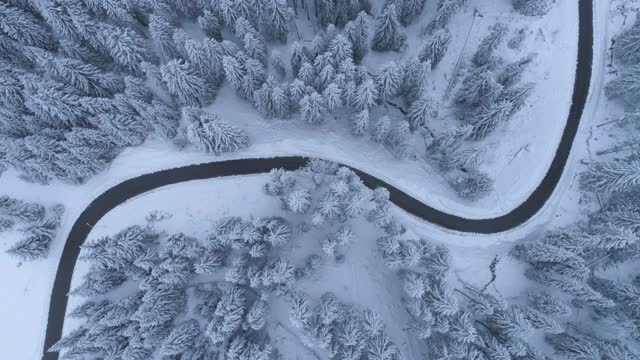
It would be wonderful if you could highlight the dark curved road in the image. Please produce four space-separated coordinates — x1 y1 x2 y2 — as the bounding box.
41 0 593 358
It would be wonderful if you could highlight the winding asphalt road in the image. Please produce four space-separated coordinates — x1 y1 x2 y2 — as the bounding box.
41 1 593 358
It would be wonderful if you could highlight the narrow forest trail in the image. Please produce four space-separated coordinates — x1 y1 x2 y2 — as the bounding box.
41 0 594 358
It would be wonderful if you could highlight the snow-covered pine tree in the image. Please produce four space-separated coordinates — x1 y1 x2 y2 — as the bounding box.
246 299 269 330
161 319 201 357
287 189 311 213
408 94 439 130
289 78 310 105
149 14 179 61
374 62 402 103
141 99 180 140
469 100 513 140
225 254 249 284
223 55 247 95
613 21 640 65
545 333 602 359
425 0 467 34
97 24 147 74
353 79 379 111
6 227 54 260
310 24 337 57
300 91 326 124
93 111 148 147
186 112 249 154
0 196 45 223
198 10 223 40
161 59 211 106
419 29 452 68
352 109 370 136
20 74 95 128
527 291 571 316
243 32 267 64
440 148 486 170
345 11 369 62
500 82 534 116
289 293 312 328
72 266 127 296
472 23 509 67
400 0 427 25
450 171 493 200
580 160 640 194
372 115 391 143
401 58 430 104
241 58 267 100
455 68 504 107
262 0 291 43
605 65 640 99
254 77 277 118
513 0 552 17
235 16 259 40
371 4 406 52
26 47 123 97
318 64 336 91
185 38 225 86
323 82 343 111
0 2 54 49
290 42 308 77
271 83 291 119
498 54 534 87
206 285 247 344
270 51 287 79
328 34 353 67
219 0 243 26
299 61 316 88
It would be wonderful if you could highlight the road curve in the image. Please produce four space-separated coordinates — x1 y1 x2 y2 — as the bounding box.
42 1 593 358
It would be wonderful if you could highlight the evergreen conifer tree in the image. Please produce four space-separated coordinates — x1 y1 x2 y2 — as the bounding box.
353 79 379 111
300 91 326 125
400 0 427 25
371 4 406 52
0 2 54 49
345 12 369 62
374 62 402 103
161 59 211 106
149 14 179 61
472 23 509 67
263 0 291 43
613 21 640 64
408 94 438 130
161 320 201 356
419 29 452 68
186 112 249 154
352 109 370 136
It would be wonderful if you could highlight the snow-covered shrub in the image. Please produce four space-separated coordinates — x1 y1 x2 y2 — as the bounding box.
513 0 552 17
450 171 493 200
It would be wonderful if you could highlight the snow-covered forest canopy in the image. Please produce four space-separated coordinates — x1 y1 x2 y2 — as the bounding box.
0 0 556 203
